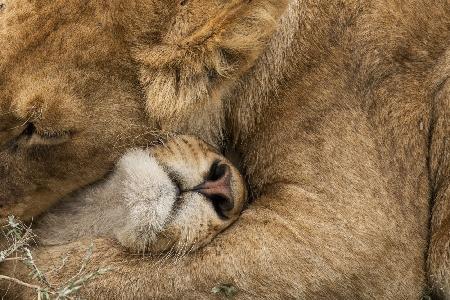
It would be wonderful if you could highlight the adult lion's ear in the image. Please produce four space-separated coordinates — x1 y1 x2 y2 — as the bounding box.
132 0 289 126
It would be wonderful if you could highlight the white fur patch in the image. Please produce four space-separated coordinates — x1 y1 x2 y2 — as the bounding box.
113 150 178 249
36 149 178 250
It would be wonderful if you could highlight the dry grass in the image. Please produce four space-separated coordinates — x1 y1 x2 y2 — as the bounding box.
0 216 110 300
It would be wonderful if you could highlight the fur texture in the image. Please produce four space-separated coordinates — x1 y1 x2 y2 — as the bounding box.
0 0 449 299
36 136 246 254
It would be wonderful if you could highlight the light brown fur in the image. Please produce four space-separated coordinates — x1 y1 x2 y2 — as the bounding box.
34 135 247 254
0 0 449 299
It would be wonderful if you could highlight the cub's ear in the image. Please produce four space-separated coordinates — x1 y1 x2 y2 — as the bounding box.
132 0 289 126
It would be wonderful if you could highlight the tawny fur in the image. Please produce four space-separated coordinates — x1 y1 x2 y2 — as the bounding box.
0 0 449 299
35 136 246 254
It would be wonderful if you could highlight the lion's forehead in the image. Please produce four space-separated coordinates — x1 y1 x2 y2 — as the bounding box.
0 0 125 73
0 0 139 120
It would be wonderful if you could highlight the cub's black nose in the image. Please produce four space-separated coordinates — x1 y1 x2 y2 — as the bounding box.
193 161 234 219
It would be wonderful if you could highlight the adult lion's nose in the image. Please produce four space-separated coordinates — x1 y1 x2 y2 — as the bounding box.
193 161 234 219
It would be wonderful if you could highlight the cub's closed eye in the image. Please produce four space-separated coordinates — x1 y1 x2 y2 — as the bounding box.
21 123 71 146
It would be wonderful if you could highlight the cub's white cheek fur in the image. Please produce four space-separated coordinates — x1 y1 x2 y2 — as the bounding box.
113 149 178 251
35 149 178 248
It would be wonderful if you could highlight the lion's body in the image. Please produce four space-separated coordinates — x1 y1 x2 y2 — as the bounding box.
0 0 449 299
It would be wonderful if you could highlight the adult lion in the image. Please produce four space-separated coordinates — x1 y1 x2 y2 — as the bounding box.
0 0 449 299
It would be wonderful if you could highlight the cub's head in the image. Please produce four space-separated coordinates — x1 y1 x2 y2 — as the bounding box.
114 136 247 253
0 0 287 222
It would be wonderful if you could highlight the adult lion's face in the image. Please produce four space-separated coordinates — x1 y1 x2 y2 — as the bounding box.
0 0 288 222
0 1 163 222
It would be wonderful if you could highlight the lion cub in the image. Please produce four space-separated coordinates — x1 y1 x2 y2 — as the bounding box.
35 136 247 254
